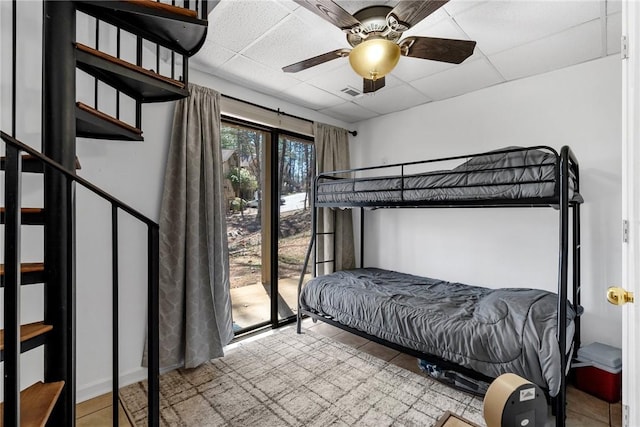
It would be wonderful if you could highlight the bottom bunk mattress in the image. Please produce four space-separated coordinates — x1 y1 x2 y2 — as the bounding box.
299 268 575 396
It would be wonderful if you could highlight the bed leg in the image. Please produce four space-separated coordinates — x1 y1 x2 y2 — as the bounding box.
296 313 302 334
550 394 567 426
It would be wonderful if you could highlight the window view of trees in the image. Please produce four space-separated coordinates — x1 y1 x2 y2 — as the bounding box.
278 137 313 212
222 122 314 297
222 124 263 214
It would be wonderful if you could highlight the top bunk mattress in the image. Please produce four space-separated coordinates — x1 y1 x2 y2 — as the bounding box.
316 146 582 207
300 268 575 396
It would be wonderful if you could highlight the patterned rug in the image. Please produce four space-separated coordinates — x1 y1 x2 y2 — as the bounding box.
120 327 486 426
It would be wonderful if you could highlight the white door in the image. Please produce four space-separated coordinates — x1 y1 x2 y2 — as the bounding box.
621 2 639 426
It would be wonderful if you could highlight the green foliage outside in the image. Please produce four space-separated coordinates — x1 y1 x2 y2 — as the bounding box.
227 167 257 200
229 197 247 212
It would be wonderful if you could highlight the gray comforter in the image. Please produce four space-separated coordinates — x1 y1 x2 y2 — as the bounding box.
317 147 581 205
300 268 575 396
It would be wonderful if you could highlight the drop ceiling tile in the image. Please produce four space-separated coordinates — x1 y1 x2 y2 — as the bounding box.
243 14 349 71
454 1 601 55
607 13 622 55
402 9 453 37
191 41 237 71
411 58 503 101
336 0 397 15
217 55 303 95
286 56 349 82
319 102 380 123
442 1 487 17
489 19 602 81
607 0 622 15
207 1 290 52
291 1 345 29
353 82 431 115
306 63 403 100
393 17 479 82
278 0 301 11
305 64 364 99
391 56 458 83
277 83 347 110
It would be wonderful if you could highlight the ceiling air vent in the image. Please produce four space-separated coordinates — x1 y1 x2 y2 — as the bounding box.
341 86 361 97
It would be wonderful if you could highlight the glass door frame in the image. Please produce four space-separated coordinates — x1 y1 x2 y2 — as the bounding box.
271 129 315 328
222 116 314 334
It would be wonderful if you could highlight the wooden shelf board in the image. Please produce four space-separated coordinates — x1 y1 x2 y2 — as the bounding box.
75 1 208 56
0 381 65 427
0 207 45 225
0 262 45 276
0 262 45 287
0 155 82 173
124 0 198 18
76 43 188 103
76 102 144 141
0 322 53 351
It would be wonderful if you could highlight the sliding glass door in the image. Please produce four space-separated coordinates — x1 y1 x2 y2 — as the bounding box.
221 122 269 332
276 135 313 320
222 120 313 333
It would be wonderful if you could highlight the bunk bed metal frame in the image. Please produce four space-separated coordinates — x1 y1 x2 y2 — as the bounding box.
296 145 581 427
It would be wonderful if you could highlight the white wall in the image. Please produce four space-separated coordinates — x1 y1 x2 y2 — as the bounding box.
351 55 622 349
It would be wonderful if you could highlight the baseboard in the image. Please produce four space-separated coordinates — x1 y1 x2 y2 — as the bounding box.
76 367 148 403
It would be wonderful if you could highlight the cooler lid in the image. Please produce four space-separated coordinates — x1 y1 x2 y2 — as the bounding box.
577 342 622 370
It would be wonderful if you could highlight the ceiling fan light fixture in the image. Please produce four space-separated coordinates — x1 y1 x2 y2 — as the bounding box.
349 38 400 81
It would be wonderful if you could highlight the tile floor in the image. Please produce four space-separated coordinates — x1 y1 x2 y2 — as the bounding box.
76 392 133 426
77 319 623 427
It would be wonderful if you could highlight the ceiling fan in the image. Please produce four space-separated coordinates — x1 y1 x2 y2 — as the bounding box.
282 0 477 93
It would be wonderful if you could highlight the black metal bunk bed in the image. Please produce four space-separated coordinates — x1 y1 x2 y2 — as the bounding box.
296 145 582 426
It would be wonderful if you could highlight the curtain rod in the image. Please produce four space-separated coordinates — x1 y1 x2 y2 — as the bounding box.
220 94 357 136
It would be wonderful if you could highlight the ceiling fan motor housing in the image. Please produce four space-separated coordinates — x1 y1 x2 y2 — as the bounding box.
346 6 402 47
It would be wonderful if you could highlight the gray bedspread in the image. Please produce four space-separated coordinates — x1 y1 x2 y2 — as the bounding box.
317 147 581 205
300 268 575 396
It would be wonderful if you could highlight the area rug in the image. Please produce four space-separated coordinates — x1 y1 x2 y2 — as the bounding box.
434 410 482 427
120 327 486 426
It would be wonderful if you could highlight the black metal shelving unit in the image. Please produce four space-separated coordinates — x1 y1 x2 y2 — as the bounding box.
2 1 209 425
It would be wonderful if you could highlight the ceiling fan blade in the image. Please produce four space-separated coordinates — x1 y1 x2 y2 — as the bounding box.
282 49 351 73
400 36 476 64
388 0 449 30
363 77 385 94
294 0 361 31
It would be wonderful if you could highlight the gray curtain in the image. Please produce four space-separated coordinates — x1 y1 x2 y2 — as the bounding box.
157 84 234 369
314 122 356 273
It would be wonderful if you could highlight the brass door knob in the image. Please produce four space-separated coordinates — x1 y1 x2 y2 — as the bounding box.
607 286 635 306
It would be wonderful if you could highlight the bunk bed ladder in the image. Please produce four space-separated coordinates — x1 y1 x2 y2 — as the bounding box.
313 208 338 275
296 178 338 333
